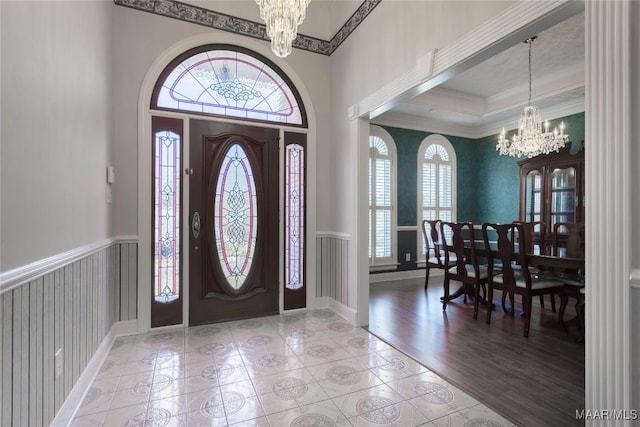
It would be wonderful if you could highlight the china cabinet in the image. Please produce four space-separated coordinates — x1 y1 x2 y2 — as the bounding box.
518 144 585 238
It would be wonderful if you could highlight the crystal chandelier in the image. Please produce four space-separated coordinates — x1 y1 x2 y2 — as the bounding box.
256 0 311 58
497 36 568 158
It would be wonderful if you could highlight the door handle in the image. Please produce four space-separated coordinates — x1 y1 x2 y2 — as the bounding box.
192 212 201 239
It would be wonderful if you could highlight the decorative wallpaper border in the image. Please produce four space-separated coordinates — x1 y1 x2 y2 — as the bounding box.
113 0 382 56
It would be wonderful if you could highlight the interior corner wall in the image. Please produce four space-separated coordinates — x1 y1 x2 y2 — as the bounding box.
112 5 333 236
327 1 513 235
0 1 114 271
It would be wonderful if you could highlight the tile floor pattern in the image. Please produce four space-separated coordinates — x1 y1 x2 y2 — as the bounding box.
70 310 515 427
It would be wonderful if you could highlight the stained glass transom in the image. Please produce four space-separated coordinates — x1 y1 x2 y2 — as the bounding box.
214 144 257 290
285 144 305 290
154 48 304 125
154 131 181 303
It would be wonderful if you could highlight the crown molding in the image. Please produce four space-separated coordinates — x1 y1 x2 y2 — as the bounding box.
113 0 381 56
373 95 585 141
372 112 480 140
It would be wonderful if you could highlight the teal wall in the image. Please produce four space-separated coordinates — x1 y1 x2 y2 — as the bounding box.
474 111 585 223
382 127 478 225
376 111 585 272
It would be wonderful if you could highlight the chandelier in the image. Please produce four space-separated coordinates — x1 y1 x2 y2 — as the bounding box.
497 36 568 158
256 0 311 58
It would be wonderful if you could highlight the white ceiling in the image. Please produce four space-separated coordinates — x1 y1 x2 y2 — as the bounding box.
181 2 585 139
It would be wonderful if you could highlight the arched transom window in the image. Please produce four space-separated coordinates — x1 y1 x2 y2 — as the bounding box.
152 45 307 127
417 135 457 261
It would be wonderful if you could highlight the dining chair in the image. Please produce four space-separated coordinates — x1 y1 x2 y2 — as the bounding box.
513 220 555 312
482 222 565 337
422 219 456 290
440 221 488 319
553 222 585 259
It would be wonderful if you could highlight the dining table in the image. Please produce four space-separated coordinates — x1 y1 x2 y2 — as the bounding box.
528 254 585 336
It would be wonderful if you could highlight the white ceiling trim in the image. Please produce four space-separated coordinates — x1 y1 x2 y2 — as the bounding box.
371 112 480 140
372 95 584 141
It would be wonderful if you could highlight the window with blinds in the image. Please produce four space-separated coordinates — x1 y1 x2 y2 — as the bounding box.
368 126 397 268
417 135 456 261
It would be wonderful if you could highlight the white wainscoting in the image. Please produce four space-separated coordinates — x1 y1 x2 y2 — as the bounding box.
0 238 138 427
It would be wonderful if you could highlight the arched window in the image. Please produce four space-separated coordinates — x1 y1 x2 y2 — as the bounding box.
152 44 307 127
417 135 457 262
369 126 397 269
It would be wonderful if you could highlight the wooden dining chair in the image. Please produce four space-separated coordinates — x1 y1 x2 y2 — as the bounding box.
482 222 565 337
422 219 456 290
440 221 488 319
513 220 555 311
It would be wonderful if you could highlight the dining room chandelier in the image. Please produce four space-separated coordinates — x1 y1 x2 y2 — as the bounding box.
496 36 568 158
256 0 310 58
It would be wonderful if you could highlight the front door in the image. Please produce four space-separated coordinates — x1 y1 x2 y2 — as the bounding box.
189 120 279 325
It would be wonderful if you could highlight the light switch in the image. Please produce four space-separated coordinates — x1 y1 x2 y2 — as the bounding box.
106 166 115 184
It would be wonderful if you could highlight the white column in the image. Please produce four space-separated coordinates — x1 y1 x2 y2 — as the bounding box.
585 1 633 423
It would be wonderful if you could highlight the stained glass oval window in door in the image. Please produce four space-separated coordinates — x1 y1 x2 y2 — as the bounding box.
214 144 257 290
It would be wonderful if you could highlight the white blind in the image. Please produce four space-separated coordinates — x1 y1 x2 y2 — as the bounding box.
369 135 393 263
420 143 454 256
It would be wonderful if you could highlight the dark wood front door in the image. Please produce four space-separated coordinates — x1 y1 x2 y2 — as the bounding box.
189 120 279 325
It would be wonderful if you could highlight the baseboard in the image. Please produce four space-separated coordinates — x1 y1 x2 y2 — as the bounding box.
51 320 138 427
369 269 438 283
315 296 357 324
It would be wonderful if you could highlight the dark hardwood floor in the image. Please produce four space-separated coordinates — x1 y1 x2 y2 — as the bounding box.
367 276 585 427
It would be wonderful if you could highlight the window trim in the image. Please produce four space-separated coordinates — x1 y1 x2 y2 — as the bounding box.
368 125 397 268
416 134 457 262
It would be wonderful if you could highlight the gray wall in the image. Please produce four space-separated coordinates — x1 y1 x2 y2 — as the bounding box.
0 1 114 271
0 242 137 427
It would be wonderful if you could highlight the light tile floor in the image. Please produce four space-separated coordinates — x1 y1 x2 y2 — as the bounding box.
70 310 515 427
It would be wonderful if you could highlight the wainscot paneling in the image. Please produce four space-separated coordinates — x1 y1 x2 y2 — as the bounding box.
316 233 350 305
632 271 640 408
0 239 137 426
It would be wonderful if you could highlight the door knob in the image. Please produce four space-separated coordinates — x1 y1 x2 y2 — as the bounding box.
192 212 201 239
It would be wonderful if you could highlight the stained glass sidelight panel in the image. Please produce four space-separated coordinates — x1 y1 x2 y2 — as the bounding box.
285 144 305 290
214 144 257 290
154 131 181 303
